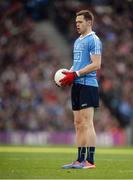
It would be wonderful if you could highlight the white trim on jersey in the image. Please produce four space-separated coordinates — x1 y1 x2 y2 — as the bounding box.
92 33 101 54
79 31 95 40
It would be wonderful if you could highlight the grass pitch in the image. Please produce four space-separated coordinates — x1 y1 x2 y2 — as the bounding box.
0 146 133 179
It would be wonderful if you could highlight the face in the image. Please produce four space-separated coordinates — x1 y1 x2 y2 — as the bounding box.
76 15 91 35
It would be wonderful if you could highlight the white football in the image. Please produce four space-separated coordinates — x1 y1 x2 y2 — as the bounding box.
54 68 68 87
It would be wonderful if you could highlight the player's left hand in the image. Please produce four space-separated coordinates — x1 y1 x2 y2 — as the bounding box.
59 71 78 86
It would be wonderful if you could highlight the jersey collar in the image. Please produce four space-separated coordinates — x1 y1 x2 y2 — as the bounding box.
79 31 95 40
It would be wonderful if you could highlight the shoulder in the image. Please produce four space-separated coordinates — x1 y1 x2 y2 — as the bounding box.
93 33 101 43
89 33 102 47
74 38 80 44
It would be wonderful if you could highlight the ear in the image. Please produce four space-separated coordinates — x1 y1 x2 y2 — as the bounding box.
88 20 91 26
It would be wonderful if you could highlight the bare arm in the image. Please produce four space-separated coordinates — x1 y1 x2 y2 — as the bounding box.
77 54 101 76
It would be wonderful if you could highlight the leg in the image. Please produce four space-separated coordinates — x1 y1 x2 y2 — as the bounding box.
73 107 96 147
62 84 98 169
73 107 96 168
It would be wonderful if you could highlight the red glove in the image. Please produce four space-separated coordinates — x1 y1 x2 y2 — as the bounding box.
59 71 78 86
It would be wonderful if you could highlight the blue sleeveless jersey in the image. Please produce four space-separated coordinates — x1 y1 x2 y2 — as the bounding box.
73 31 102 87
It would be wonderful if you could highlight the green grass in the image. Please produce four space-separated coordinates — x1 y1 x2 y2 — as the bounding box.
0 146 133 179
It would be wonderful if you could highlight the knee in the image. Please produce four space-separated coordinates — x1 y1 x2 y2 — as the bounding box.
75 115 93 129
74 117 81 127
80 111 93 127
74 116 88 129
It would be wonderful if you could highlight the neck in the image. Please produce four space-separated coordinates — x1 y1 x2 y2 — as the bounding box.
81 29 92 37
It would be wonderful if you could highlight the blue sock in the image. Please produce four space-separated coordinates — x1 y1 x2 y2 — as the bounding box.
77 147 86 162
86 147 95 164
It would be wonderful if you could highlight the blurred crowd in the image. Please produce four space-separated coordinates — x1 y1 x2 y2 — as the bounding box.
0 0 133 134
0 0 73 132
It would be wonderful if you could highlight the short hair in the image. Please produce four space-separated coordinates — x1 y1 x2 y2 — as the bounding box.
76 10 94 25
